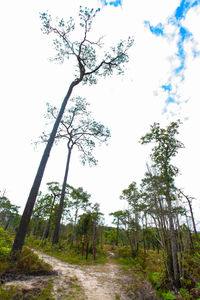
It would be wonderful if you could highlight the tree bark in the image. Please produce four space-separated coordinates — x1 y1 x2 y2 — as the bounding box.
184 209 194 251
52 146 72 245
180 191 199 242
165 173 180 289
43 196 56 240
168 212 180 289
11 79 80 255
116 218 119 246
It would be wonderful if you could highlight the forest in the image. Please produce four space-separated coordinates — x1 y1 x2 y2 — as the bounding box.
0 5 200 300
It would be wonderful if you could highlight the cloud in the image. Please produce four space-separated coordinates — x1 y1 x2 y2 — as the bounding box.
166 96 175 104
174 0 200 20
144 21 164 36
100 0 122 7
145 0 200 114
161 84 172 92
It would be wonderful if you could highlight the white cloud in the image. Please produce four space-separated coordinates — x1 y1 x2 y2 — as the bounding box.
0 0 200 225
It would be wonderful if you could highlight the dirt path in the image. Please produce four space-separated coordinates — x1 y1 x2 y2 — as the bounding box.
5 250 158 299
35 250 130 299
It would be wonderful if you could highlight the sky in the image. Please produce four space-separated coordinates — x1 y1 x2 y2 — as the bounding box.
0 0 200 226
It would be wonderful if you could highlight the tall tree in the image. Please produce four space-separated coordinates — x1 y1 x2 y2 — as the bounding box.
0 196 19 231
42 182 62 240
178 190 199 243
140 120 184 289
39 97 110 244
109 210 124 246
120 182 141 256
68 186 91 245
11 7 133 254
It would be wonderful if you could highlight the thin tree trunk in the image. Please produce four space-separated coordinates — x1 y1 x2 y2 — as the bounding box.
43 196 56 240
85 238 89 260
180 191 199 242
43 217 51 240
166 177 180 289
92 218 97 260
116 219 119 246
72 209 78 246
52 146 72 245
4 218 10 230
11 80 80 255
184 209 194 251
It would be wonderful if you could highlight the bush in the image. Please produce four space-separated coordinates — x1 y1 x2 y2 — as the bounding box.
160 291 176 300
14 246 52 274
118 246 132 258
0 226 13 261
0 226 52 278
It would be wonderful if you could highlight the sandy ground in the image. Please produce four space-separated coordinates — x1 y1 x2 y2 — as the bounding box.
5 250 158 299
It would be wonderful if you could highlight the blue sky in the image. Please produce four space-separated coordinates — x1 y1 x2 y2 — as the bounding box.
99 0 200 116
0 0 200 224
100 0 122 7
145 0 200 113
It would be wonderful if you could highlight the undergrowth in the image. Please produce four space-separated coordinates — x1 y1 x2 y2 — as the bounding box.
0 226 52 278
26 236 107 265
114 246 200 300
0 280 54 300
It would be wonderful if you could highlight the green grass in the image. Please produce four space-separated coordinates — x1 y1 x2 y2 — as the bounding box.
27 236 107 265
0 280 54 299
0 226 52 278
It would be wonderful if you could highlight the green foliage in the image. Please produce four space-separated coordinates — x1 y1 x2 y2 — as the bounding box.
147 272 164 290
118 246 132 258
0 280 54 300
0 226 13 260
179 288 193 299
160 291 176 300
27 236 106 265
105 229 117 245
39 7 133 84
14 246 52 273
41 98 111 167
0 195 20 231
0 226 52 277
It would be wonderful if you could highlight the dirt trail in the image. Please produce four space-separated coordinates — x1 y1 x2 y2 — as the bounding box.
5 250 158 299
35 250 129 299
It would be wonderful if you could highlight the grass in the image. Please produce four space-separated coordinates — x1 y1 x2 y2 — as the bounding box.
0 280 54 299
0 227 53 278
113 246 200 300
0 226 55 299
26 236 107 265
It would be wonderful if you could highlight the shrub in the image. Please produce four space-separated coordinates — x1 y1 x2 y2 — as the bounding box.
118 246 132 258
161 291 176 300
0 226 13 261
14 246 52 273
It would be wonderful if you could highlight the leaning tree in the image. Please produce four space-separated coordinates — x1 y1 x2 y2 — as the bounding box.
38 97 110 244
11 7 133 254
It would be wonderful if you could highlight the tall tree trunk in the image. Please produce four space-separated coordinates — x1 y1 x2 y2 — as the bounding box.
72 209 78 246
166 178 180 289
4 218 10 230
43 196 56 240
92 218 97 260
43 217 51 240
184 209 194 251
52 146 72 245
180 191 199 242
168 212 180 289
11 80 80 255
116 219 119 246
